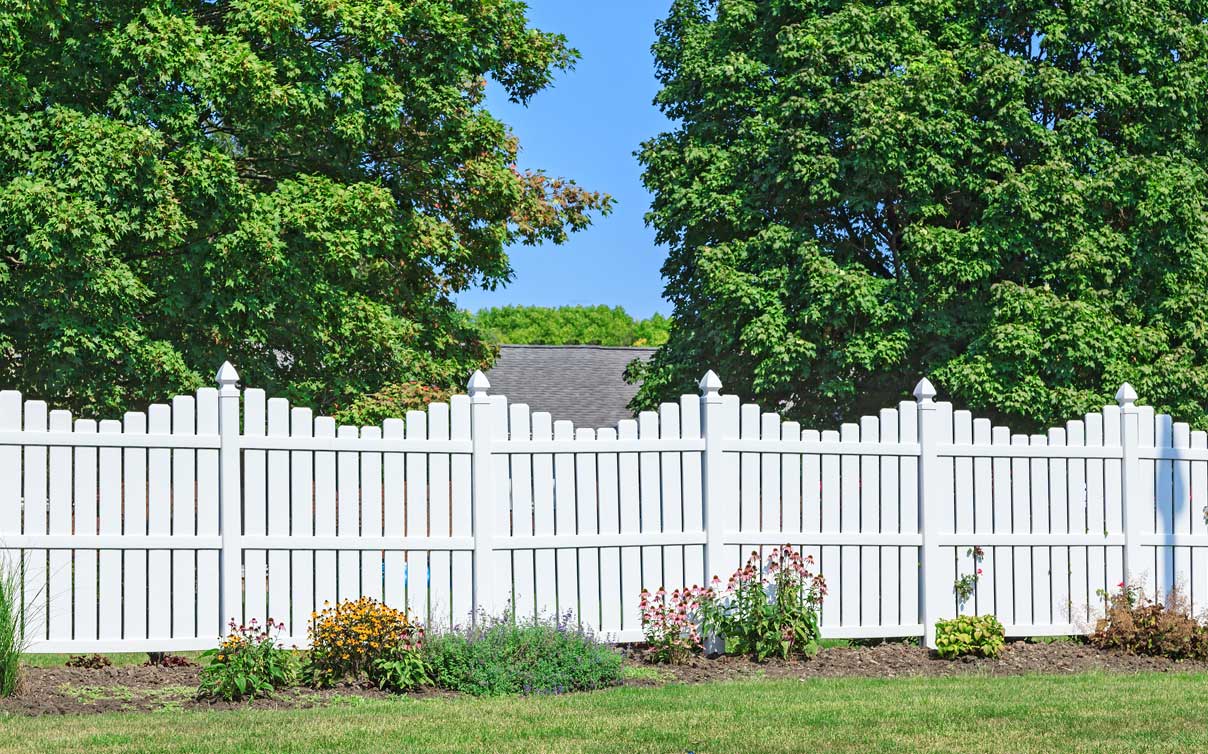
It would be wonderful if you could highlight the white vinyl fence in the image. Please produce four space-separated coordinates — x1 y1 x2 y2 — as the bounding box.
0 364 1202 651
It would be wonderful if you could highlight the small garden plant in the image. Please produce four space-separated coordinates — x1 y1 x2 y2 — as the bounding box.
198 618 297 701
65 654 112 669
698 546 827 661
953 546 986 611
638 586 709 664
1090 583 1208 660
307 597 429 691
934 614 1005 659
423 610 622 696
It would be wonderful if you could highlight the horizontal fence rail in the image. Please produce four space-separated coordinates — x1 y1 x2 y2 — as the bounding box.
0 367 1199 650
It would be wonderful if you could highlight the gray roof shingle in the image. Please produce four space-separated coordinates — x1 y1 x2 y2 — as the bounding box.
483 345 655 430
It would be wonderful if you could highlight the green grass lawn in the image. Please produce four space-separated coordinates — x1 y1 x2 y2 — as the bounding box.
1 671 1207 753
18 652 205 668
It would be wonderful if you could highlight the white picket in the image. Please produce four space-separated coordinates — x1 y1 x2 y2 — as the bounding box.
267 399 291 628
290 407 315 639
23 401 49 642
449 395 473 625
98 419 122 641
382 417 406 617
532 411 558 621
196 389 220 639
74 419 99 641
428 402 453 628
313 416 338 615
47 409 72 642
146 404 172 639
403 413 427 618
508 404 535 621
573 427 599 627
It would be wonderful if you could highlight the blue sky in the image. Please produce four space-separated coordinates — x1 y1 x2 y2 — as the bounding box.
453 0 673 319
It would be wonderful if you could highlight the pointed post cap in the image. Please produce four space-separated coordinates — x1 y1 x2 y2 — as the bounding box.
215 361 240 389
698 370 722 398
467 370 490 399
913 377 937 404
1115 382 1138 407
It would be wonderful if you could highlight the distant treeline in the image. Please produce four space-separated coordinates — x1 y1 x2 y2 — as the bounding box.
472 305 670 347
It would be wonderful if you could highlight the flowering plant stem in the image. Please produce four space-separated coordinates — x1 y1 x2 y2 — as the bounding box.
698 547 827 661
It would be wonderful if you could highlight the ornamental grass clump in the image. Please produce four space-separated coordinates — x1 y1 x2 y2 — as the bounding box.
307 597 429 691
0 563 27 696
198 618 297 701
699 546 827 661
638 586 710 663
423 610 622 696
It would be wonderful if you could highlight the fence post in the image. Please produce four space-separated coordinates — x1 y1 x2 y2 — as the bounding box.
468 370 497 621
216 361 242 636
1117 383 1144 586
914 378 944 649
699 370 726 653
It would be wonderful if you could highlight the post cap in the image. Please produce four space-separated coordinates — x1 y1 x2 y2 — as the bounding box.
1115 382 1138 407
698 370 722 397
215 361 240 387
467 370 490 396
913 377 937 403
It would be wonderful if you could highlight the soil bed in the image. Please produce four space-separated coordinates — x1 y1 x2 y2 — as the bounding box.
4 642 1207 716
624 641 1208 685
0 664 448 716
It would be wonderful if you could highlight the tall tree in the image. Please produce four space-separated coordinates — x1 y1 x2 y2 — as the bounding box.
0 0 609 415
634 0 1208 430
473 305 670 346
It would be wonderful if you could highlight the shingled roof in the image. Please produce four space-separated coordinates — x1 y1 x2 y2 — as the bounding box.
483 345 656 430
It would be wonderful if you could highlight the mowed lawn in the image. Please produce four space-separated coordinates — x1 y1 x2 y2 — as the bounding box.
2 671 1207 754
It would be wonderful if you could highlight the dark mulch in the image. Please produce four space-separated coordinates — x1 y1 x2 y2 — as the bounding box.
622 641 1208 685
6 642 1208 716
0 664 449 717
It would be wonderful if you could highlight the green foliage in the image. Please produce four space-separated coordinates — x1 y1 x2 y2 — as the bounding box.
934 615 1006 660
0 561 25 696
1091 585 1208 660
423 611 622 696
473 306 670 347
0 1 610 417
370 645 433 693
698 547 826 661
307 597 426 689
332 383 455 428
636 0 1208 431
199 620 297 701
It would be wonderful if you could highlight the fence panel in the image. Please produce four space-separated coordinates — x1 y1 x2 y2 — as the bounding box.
4 366 1206 651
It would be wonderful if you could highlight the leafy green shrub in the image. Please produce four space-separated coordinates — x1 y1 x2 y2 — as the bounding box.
698 547 827 661
332 383 453 428
0 562 27 696
306 597 428 690
1090 584 1208 660
424 611 622 696
198 619 297 701
934 615 1006 660
369 643 433 692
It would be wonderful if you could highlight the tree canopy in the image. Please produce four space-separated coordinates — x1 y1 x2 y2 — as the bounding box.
472 305 670 346
634 0 1208 430
0 1 609 416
